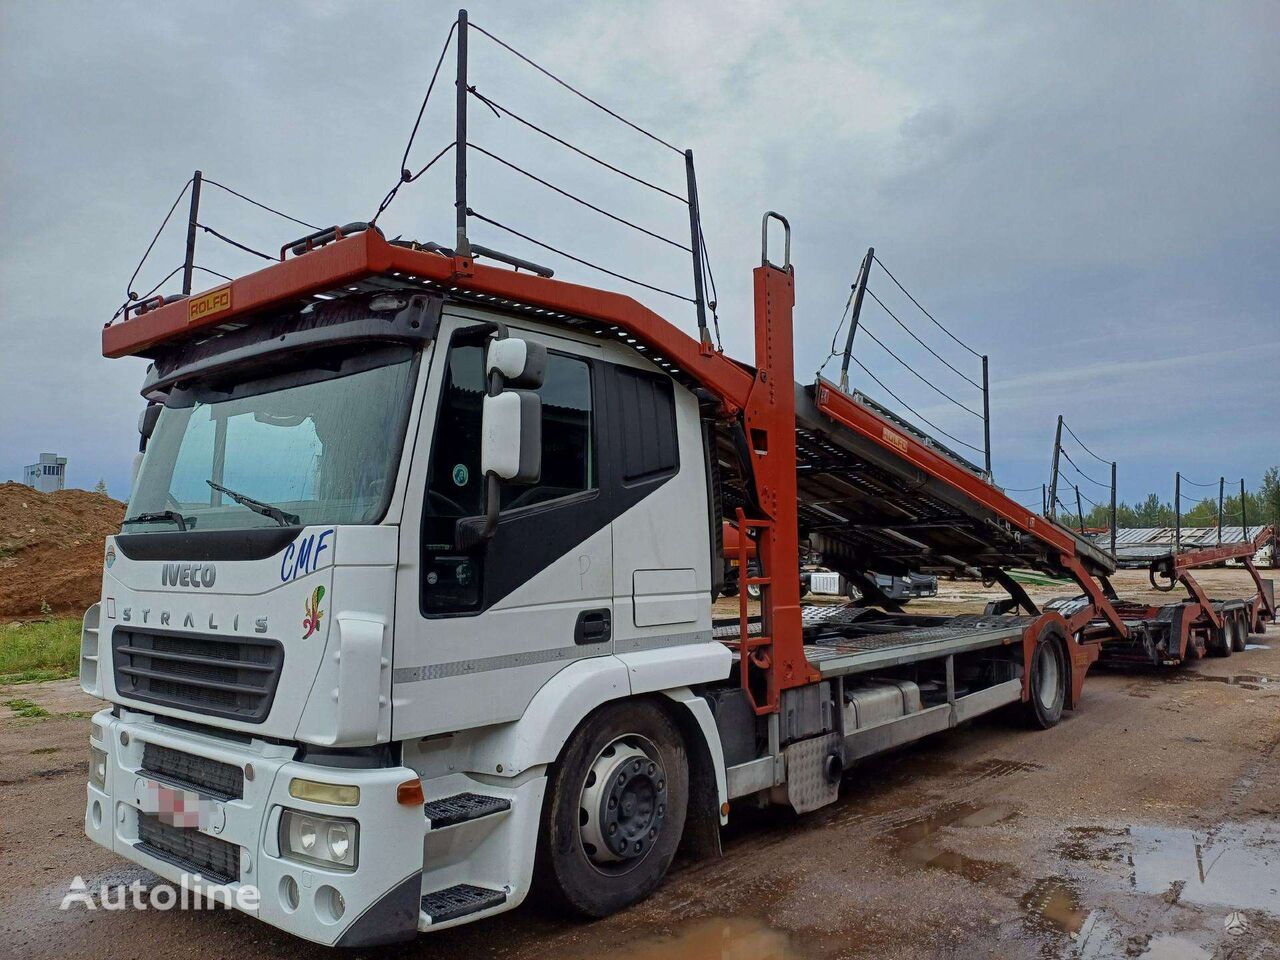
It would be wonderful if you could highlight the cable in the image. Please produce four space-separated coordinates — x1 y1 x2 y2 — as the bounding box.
468 144 689 251
1059 447 1111 488
846 355 985 456
1059 419 1111 465
698 221 721 351
196 224 275 261
864 287 983 390
857 324 984 419
469 21 683 155
126 178 193 298
202 178 319 230
111 264 185 320
371 19 458 223
192 265 234 281
1178 475 1221 488
468 209 696 303
872 255 981 358
468 87 686 203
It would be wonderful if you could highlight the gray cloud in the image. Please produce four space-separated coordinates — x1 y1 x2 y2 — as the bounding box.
2 0 1275 505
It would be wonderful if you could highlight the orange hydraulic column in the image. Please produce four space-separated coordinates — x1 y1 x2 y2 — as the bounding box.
742 262 817 707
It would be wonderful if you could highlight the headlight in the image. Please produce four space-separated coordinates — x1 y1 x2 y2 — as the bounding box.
89 745 108 789
279 809 358 871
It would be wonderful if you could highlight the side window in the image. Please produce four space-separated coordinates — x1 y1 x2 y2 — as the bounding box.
422 339 595 606
614 366 678 482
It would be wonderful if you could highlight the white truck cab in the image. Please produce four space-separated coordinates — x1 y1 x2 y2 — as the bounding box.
83 291 731 945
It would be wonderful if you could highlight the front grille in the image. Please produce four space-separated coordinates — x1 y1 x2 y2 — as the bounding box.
141 743 244 801
113 629 283 723
137 813 241 884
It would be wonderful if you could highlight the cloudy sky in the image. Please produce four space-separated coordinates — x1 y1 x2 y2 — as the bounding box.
1 1 1276 512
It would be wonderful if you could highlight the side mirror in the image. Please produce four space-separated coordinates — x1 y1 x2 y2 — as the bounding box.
481 391 542 482
455 336 545 551
138 403 162 452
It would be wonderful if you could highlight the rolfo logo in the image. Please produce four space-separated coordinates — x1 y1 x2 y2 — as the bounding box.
60 875 260 912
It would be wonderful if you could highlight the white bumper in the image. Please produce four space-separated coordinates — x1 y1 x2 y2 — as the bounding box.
84 708 426 947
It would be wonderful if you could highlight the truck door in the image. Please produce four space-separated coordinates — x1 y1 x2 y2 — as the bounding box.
392 314 612 737
604 358 713 656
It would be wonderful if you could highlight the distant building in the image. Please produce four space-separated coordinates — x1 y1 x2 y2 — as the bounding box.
23 453 67 493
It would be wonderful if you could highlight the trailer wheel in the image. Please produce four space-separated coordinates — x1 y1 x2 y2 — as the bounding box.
1230 611 1249 653
1024 626 1067 729
534 700 688 918
1208 618 1232 658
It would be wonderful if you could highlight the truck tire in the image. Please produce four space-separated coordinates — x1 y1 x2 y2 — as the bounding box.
1023 625 1067 729
1230 611 1248 653
534 699 688 918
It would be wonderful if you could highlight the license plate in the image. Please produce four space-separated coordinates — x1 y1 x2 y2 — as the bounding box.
139 780 214 829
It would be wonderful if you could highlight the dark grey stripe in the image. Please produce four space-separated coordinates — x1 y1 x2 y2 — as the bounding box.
392 629 713 684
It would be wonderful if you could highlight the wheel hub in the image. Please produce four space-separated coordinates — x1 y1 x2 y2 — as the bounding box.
579 738 667 865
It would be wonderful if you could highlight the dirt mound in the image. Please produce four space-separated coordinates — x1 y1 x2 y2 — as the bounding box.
0 483 125 619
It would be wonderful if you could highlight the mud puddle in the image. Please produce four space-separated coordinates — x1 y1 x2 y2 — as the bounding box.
884 801 1018 882
562 916 806 960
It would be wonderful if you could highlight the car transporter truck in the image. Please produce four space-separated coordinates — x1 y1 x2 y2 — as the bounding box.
79 11 1275 947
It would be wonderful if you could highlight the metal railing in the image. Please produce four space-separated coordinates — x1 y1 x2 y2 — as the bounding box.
828 247 993 476
1046 415 1117 558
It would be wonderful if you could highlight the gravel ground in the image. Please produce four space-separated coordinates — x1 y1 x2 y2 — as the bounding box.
2 569 1276 959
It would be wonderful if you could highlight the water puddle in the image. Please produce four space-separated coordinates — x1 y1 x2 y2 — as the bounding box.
1021 876 1091 938
1129 822 1280 914
884 801 1017 881
1136 935 1212 960
577 917 806 960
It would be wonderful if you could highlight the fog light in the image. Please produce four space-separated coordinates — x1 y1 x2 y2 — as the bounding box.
89 745 107 789
280 809 358 871
289 778 359 806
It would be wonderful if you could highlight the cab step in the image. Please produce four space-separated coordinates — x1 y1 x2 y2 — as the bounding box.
424 792 511 829
421 884 507 924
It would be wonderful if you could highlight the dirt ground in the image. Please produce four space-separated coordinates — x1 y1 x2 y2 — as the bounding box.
0 483 124 619
1 569 1277 960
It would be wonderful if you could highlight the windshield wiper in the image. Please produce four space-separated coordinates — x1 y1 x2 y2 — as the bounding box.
207 479 300 527
122 510 190 532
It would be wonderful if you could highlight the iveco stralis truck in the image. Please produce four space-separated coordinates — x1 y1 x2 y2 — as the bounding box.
81 221 1158 946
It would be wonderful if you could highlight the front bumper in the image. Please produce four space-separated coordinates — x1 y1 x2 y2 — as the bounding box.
84 708 424 947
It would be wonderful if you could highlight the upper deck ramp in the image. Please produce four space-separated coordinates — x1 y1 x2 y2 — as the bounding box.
789 379 1116 580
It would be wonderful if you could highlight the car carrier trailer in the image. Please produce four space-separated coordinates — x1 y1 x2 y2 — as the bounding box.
80 13 1274 948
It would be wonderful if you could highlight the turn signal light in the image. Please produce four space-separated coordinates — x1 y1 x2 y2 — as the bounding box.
396 778 424 806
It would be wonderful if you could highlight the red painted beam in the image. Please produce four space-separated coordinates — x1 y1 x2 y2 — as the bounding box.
103 230 757 411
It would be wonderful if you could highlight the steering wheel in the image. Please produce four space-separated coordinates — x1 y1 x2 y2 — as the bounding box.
428 489 467 515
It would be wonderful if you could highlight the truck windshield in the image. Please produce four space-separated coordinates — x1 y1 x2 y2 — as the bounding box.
124 349 418 533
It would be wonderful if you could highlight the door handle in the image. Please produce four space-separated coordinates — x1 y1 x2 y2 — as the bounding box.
575 608 612 645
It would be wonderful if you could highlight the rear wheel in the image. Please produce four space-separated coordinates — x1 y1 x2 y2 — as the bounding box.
1230 611 1249 653
535 700 688 917
1023 625 1067 729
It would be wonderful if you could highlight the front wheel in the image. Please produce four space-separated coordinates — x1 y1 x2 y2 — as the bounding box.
1023 625 1067 729
534 700 688 917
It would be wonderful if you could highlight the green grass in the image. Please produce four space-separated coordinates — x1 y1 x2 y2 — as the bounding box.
5 698 51 719
0 618 81 684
